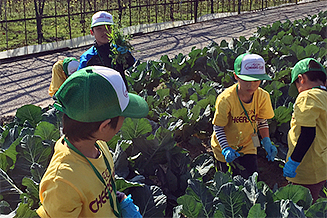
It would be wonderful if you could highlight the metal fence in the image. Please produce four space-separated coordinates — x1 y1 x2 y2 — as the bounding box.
0 0 296 51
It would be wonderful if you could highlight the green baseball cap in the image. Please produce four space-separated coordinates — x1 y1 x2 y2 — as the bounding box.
234 53 271 81
62 57 79 76
54 66 149 122
289 58 327 98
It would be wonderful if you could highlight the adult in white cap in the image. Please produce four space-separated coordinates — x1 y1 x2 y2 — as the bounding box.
48 57 79 97
211 53 276 179
37 66 148 217
77 11 135 88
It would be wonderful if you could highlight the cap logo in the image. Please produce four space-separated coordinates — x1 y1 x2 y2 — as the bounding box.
244 62 264 71
94 13 112 21
122 82 128 98
91 11 114 27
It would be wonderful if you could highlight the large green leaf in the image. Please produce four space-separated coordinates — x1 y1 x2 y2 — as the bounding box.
307 34 323 43
304 44 319 57
19 135 52 166
10 202 38 218
247 203 266 218
274 184 312 210
0 125 22 150
11 135 52 186
280 34 294 45
273 105 292 126
121 118 152 140
115 177 143 192
186 179 215 217
15 105 42 128
22 177 39 203
305 201 327 218
131 127 176 175
0 137 20 171
127 185 167 218
177 195 202 218
34 122 60 141
208 171 232 194
290 44 305 60
218 182 246 217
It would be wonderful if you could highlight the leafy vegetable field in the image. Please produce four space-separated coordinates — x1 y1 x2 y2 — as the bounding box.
1 10 327 218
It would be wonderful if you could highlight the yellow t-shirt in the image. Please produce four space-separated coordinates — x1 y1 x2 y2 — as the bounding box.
287 88 327 184
48 60 68 97
37 136 118 218
211 83 274 162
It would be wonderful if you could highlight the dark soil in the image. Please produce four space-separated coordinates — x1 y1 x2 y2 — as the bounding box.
257 148 289 189
0 115 15 127
178 138 288 190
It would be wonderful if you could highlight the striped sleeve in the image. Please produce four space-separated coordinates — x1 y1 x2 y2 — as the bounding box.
257 118 268 130
213 125 229 149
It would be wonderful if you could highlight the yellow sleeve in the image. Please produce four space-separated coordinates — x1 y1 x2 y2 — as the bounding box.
48 60 67 97
293 92 319 127
37 178 82 218
257 88 274 120
212 94 231 127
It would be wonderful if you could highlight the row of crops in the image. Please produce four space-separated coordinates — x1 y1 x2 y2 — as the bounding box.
1 9 327 218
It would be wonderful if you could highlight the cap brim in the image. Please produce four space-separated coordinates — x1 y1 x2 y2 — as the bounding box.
53 101 65 113
54 92 149 120
91 22 114 28
121 93 149 118
288 83 298 98
237 74 272 81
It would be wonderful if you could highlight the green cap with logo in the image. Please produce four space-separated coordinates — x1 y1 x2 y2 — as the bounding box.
234 53 271 81
289 58 327 98
54 66 149 122
62 57 79 77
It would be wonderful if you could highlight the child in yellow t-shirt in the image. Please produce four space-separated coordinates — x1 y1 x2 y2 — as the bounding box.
48 57 79 97
211 53 276 179
283 58 327 203
38 66 148 217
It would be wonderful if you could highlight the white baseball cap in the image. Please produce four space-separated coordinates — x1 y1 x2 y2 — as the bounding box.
91 11 114 28
234 53 271 81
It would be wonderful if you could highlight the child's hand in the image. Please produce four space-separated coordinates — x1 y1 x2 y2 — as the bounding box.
120 194 142 218
261 137 277 161
283 157 300 178
222 147 240 163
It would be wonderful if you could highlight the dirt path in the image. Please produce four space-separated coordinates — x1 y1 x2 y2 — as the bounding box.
1 0 327 118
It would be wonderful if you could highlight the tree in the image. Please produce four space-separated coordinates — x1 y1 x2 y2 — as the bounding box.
34 0 45 44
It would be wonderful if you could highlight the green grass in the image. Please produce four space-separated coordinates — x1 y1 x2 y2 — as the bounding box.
0 0 292 51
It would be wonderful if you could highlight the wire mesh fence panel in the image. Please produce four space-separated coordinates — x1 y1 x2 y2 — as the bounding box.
0 0 298 51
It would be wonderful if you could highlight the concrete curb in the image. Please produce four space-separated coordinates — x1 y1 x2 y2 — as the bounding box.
0 0 314 61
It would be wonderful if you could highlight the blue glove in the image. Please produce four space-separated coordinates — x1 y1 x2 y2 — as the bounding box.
120 194 142 218
261 137 277 161
222 147 240 163
283 157 300 178
117 46 128 54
